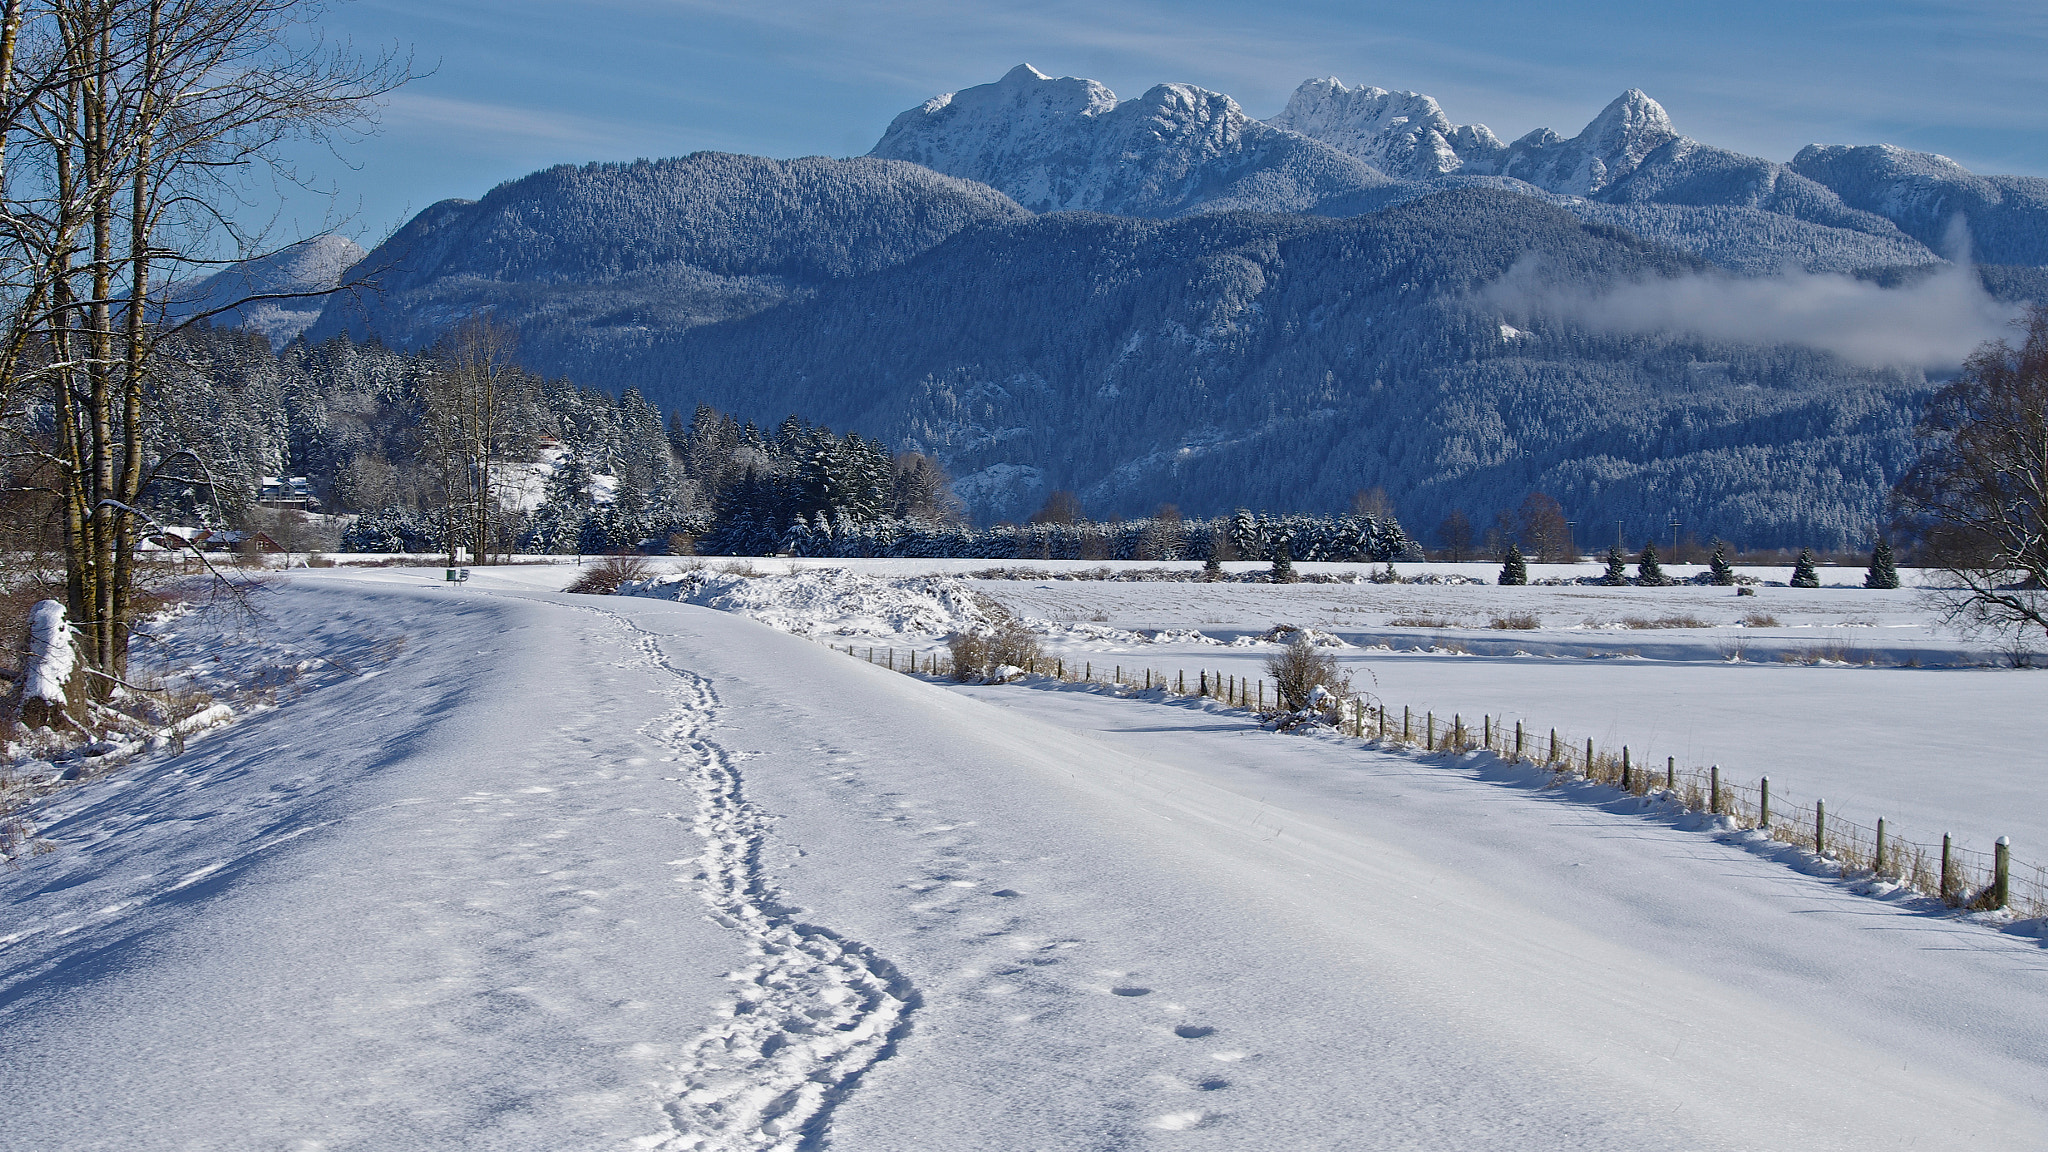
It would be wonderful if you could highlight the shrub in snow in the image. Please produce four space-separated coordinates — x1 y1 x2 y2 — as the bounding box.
1498 544 1527 586
1264 635 1351 714
1790 549 1821 588
1865 538 1900 589
1202 554 1223 581
947 618 1043 682
565 554 652 595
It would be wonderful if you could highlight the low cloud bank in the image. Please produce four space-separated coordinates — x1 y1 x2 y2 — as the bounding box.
1480 259 2021 370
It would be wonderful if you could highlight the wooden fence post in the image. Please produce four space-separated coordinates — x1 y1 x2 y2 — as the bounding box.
1666 756 1675 790
1484 715 1491 748
1549 728 1557 763
1815 798 1826 854
1710 765 1720 814
1875 817 1887 874
1403 706 1411 742
1994 837 2011 908
1621 746 1631 791
1515 721 1524 760
1378 705 1386 741
1585 738 1594 778
1760 777 1771 832
1427 712 1435 750
1941 833 1954 904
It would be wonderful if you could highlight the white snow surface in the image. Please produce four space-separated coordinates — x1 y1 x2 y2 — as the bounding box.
2 566 2044 1149
23 599 74 705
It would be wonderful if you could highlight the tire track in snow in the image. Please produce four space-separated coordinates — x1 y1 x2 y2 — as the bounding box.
605 621 917 1152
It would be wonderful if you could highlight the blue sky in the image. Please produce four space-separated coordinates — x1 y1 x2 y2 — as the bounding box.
273 0 2048 248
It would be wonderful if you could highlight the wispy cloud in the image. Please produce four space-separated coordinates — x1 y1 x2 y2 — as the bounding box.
381 93 649 150
1481 257 2022 371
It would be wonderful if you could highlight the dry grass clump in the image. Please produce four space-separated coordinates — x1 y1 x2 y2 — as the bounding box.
1388 614 1458 629
566 554 652 595
1741 611 1781 628
1622 614 1711 629
1777 642 1874 666
1489 613 1541 630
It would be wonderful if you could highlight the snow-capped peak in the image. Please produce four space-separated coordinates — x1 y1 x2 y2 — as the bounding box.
1265 78 1504 177
870 67 1378 217
1484 88 1682 196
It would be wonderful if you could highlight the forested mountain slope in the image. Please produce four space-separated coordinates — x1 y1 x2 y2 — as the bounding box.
302 153 1029 357
625 189 1941 548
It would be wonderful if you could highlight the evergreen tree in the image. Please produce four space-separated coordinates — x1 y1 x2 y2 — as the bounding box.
1636 543 1669 586
1229 508 1262 561
1270 539 1296 583
1790 548 1821 588
1498 543 1528 586
1707 539 1737 586
1864 538 1900 589
1202 553 1223 581
1599 544 1628 586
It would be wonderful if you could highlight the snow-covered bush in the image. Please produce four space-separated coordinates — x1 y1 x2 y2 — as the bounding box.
1264 635 1351 714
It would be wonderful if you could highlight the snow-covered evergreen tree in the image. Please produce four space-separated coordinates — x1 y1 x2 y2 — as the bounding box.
1499 544 1527 586
1707 539 1737 586
1636 543 1669 586
1864 538 1900 589
1599 544 1628 586
1790 548 1821 588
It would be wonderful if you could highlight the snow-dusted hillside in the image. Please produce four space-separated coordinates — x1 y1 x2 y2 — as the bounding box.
164 235 365 347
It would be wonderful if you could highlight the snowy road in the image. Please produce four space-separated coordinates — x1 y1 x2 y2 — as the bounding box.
3 571 2044 1149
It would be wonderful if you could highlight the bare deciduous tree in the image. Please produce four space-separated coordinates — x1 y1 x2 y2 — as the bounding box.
0 0 405 677
1892 304 2048 641
420 311 535 566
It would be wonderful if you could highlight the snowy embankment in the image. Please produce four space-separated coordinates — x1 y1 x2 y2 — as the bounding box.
3 567 2043 1149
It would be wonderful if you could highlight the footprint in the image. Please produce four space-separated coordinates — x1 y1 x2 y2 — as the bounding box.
990 889 1021 898
1111 986 1152 997
1173 1024 1215 1039
1196 1079 1229 1092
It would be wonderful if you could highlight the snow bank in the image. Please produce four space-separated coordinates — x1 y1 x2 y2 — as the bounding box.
23 600 75 707
628 568 998 638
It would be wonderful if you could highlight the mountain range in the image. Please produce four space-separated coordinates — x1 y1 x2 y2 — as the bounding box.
283 66 2048 547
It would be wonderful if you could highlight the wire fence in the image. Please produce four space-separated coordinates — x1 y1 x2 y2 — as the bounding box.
829 643 2044 920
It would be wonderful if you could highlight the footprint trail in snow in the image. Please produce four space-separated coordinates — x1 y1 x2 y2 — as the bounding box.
600 619 915 1151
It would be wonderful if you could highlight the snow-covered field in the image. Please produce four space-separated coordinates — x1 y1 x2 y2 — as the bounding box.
3 564 2043 1149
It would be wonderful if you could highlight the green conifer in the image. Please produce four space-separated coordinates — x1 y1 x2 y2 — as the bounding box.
1636 543 1669 586
1864 538 1900 589
1707 539 1737 586
1790 548 1821 588
1498 543 1528 586
1270 539 1296 583
1600 544 1628 586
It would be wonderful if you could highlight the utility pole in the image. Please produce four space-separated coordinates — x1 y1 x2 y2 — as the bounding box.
1670 517 1682 560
